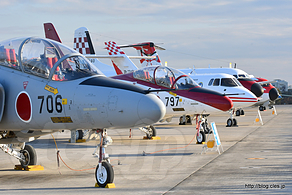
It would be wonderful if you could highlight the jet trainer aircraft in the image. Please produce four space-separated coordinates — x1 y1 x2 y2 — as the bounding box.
0 36 166 187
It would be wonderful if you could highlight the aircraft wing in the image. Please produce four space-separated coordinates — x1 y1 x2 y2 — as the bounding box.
84 54 156 59
257 80 277 85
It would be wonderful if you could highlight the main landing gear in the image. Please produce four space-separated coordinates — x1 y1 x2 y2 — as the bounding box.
226 110 238 127
179 115 192 125
259 105 266 111
139 125 156 139
0 143 37 168
94 129 114 188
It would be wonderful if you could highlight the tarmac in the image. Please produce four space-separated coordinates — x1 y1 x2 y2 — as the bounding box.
0 105 291 194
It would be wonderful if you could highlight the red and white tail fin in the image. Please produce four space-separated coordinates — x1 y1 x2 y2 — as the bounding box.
104 41 139 75
44 23 62 43
74 27 95 55
120 42 164 67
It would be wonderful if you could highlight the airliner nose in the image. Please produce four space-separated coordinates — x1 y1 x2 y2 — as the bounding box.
251 82 264 97
269 87 279 101
137 94 166 126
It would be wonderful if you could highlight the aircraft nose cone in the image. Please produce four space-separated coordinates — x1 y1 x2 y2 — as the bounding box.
251 82 264 97
137 94 166 125
189 88 233 112
269 87 279 101
216 96 233 112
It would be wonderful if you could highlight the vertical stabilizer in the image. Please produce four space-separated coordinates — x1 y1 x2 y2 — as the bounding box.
104 41 139 75
120 42 163 67
44 23 62 43
74 27 95 54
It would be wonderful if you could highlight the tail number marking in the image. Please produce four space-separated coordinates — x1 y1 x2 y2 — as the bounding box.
165 96 179 106
38 95 63 113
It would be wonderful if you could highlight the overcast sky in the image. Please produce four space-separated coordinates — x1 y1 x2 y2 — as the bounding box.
0 0 291 85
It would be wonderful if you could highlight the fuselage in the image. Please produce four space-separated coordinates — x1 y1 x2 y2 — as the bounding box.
112 67 233 119
0 37 166 143
185 73 258 109
181 68 264 98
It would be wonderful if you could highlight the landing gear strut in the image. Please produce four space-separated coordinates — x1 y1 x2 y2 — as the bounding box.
94 129 114 188
0 143 37 168
139 125 156 139
195 115 211 144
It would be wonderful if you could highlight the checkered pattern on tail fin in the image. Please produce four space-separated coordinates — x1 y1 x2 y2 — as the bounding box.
74 36 90 54
104 41 126 56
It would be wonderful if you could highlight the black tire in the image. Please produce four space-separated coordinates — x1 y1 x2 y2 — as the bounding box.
259 106 264 111
235 110 240 116
95 161 114 188
20 144 37 168
146 125 156 139
233 118 237 126
241 110 244 115
196 131 206 144
186 115 192 124
76 130 84 140
179 116 185 125
226 118 233 127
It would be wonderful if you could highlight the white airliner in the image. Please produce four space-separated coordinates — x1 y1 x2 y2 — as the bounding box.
183 67 280 111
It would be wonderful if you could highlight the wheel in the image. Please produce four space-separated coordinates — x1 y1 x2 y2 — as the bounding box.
20 145 37 168
146 125 156 139
196 131 206 144
259 106 264 111
235 110 240 116
226 118 233 127
76 130 84 140
95 161 114 188
233 118 237 126
179 116 185 125
186 115 192 124
263 106 266 110
240 110 244 115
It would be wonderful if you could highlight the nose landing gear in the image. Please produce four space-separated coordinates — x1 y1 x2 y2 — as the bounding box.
94 129 115 188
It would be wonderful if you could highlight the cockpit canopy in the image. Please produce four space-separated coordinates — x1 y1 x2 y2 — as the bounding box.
0 37 102 80
133 66 198 89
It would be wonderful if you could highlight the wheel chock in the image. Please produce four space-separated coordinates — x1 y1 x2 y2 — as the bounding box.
196 142 205 144
68 139 86 143
143 136 161 140
14 165 44 171
95 183 116 188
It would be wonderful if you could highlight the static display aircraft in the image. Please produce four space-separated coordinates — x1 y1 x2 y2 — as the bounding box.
44 24 234 143
188 67 280 110
118 42 259 127
105 41 233 142
73 26 234 137
0 36 166 187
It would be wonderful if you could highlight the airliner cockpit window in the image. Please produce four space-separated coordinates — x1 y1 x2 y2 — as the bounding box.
221 78 238 87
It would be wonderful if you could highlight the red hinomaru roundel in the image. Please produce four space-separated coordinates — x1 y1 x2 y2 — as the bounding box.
15 91 32 123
